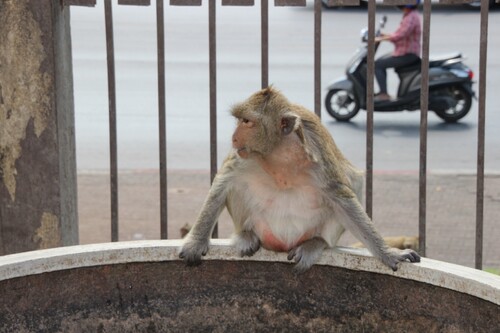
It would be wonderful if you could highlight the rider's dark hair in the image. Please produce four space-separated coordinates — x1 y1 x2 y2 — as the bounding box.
398 0 420 10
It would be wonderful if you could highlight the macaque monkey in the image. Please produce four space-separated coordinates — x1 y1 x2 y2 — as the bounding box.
352 236 419 252
179 87 420 271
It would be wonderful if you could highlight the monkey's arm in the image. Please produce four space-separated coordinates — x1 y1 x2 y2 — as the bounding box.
326 183 420 271
179 162 234 264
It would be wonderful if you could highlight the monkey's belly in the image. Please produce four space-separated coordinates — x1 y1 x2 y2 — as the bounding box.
259 226 314 252
253 219 318 252
250 195 324 252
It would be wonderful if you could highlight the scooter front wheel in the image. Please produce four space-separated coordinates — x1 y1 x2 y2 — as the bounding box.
325 89 360 121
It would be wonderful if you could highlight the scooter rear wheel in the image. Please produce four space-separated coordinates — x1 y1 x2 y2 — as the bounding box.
434 86 472 123
325 89 360 121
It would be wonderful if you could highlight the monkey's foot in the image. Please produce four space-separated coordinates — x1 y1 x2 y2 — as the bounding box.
287 237 328 272
179 238 209 266
233 230 261 257
382 248 421 271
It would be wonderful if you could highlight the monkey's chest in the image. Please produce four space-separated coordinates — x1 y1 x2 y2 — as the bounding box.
242 175 325 252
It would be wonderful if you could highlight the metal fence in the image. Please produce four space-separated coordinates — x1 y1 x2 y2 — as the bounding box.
64 0 491 269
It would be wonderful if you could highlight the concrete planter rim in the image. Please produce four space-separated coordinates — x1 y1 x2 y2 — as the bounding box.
0 239 499 306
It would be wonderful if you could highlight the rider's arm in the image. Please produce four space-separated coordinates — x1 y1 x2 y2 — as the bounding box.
375 34 391 43
389 13 418 43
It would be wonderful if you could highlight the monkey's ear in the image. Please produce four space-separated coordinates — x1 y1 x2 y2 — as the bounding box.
295 122 306 145
281 115 306 144
281 116 298 136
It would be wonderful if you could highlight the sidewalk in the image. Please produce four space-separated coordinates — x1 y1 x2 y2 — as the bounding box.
77 170 500 269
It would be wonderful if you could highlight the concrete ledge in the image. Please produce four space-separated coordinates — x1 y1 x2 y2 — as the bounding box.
1 240 500 331
1 239 499 305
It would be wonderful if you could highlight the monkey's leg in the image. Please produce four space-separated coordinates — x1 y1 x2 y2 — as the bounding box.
288 237 328 272
233 229 261 257
327 184 420 271
179 173 229 265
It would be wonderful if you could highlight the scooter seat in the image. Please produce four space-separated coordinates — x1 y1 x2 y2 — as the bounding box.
394 52 462 74
429 53 462 67
395 58 422 74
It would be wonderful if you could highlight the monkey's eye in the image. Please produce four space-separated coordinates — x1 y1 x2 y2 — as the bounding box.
239 118 253 125
238 117 255 128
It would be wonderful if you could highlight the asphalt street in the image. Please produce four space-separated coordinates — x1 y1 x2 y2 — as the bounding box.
71 2 500 172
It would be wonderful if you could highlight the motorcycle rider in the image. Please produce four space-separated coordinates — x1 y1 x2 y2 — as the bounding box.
374 0 422 102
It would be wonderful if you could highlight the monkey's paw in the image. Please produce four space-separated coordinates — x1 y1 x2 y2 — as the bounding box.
287 238 328 272
233 230 261 257
179 238 209 266
382 248 421 271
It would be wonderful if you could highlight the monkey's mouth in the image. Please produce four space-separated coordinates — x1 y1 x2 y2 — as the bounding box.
236 147 249 158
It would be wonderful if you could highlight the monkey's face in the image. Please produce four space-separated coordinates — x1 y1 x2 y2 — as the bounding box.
230 87 299 159
232 117 257 159
231 114 301 159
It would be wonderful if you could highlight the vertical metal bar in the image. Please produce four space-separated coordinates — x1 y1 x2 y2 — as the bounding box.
314 0 321 118
365 0 375 218
475 0 489 270
261 0 269 88
209 0 218 238
104 0 119 242
418 0 431 257
157 0 168 239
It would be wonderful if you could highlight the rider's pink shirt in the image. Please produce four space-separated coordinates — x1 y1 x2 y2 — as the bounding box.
389 10 421 57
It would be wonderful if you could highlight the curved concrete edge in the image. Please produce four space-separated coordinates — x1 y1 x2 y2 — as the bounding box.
0 239 499 305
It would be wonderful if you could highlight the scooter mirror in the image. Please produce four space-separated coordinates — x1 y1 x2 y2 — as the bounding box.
360 28 368 43
379 15 387 29
380 15 387 28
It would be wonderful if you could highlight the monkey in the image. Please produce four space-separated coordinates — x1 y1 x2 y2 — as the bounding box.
179 87 420 271
351 236 419 252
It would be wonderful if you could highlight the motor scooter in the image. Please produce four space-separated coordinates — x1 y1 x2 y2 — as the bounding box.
325 16 476 122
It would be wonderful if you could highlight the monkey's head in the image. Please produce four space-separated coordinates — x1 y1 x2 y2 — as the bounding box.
231 87 303 159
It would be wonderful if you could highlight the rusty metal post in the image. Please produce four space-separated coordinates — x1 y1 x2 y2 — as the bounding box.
418 0 432 257
261 0 269 89
314 0 321 118
0 0 78 254
365 0 375 218
104 0 119 242
209 0 218 238
157 0 168 239
475 0 489 270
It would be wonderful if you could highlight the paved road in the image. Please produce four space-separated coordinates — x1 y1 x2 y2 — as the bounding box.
70 3 500 172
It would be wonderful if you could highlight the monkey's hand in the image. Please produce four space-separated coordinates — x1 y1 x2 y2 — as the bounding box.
287 237 328 272
381 248 421 271
233 230 261 257
179 237 210 266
